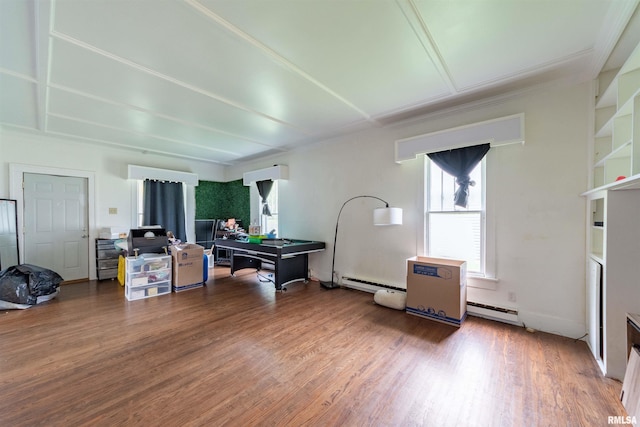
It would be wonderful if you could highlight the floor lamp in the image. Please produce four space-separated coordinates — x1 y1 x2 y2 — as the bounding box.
320 195 403 289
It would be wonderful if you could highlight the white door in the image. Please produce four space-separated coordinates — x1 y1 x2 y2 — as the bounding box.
23 173 89 281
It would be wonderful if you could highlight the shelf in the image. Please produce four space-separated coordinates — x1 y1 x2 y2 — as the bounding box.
582 173 640 197
592 83 637 189
596 68 620 109
613 115 633 150
595 42 640 110
125 283 171 301
594 137 613 164
611 141 633 159
128 280 171 289
128 274 171 288
619 68 640 107
595 106 616 137
595 140 632 167
596 90 640 138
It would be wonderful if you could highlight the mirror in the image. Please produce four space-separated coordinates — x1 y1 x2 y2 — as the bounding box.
0 199 19 270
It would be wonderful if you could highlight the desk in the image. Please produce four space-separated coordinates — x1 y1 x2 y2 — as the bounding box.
214 238 325 291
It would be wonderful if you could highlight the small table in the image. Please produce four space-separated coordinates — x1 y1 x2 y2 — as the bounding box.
214 238 325 291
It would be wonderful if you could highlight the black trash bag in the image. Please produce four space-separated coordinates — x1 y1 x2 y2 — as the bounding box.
0 264 63 305
0 269 31 304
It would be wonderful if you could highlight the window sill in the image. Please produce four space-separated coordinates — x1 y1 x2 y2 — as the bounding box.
467 275 498 290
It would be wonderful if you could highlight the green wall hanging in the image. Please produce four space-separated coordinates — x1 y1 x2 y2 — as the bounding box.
195 179 250 227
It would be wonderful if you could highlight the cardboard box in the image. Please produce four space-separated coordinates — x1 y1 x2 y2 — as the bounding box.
170 244 204 291
99 227 129 239
405 256 467 327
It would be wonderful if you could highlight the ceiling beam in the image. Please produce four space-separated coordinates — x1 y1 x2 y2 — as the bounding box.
395 0 457 94
34 0 53 132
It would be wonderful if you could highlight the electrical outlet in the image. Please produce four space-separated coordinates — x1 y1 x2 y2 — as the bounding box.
508 292 517 303
108 207 118 215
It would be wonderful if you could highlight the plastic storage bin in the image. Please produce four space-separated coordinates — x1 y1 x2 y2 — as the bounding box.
124 254 172 301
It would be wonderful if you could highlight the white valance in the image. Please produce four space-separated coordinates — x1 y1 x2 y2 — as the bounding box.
395 113 525 163
243 165 289 186
127 165 198 186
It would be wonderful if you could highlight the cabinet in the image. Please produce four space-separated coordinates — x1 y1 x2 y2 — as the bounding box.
584 39 640 381
124 254 172 301
583 188 640 380
95 239 122 280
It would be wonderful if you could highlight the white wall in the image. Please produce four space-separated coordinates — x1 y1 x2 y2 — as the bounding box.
227 82 590 339
0 129 226 278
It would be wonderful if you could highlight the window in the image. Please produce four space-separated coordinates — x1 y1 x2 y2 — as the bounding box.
259 181 278 235
135 179 187 240
426 158 485 274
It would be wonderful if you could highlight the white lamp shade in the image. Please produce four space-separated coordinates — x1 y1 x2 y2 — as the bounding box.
373 207 403 226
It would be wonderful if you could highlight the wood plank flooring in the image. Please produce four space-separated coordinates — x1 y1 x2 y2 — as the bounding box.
0 267 627 426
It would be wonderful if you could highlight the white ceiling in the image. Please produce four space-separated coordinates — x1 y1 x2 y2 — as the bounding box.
1 0 639 165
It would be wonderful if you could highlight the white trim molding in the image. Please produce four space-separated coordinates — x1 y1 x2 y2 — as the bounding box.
395 113 525 163
127 164 199 186
243 165 289 186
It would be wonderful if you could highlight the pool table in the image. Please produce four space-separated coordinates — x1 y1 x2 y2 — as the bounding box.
213 238 325 291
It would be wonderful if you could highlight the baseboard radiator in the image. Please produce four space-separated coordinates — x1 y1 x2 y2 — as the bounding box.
342 276 520 326
467 301 520 325
341 276 404 293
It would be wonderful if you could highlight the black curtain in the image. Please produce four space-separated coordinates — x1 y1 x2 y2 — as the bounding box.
143 180 186 241
427 143 490 208
256 180 273 216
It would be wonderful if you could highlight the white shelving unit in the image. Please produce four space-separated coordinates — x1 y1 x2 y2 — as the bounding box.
124 254 172 301
592 42 640 189
584 40 640 380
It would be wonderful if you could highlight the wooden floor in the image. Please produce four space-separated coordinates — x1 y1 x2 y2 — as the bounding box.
0 267 626 426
